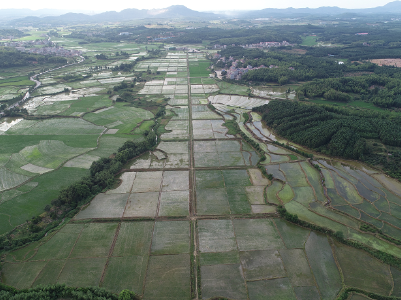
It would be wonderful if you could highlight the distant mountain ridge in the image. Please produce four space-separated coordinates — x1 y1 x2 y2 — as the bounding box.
0 8 98 20
8 5 218 25
6 1 401 25
239 1 401 17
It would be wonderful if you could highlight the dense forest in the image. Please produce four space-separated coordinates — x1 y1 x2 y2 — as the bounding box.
0 48 67 68
0 29 26 39
170 26 303 45
303 24 401 60
306 46 401 61
297 75 401 108
216 47 372 82
66 25 306 45
253 100 401 179
316 25 401 46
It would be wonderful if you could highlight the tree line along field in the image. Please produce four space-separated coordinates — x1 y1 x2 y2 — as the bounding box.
2 35 401 300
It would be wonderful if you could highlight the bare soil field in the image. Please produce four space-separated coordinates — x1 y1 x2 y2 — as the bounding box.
370 58 401 67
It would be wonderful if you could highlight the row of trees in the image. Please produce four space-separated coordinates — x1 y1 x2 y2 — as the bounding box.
0 284 138 300
55 133 156 208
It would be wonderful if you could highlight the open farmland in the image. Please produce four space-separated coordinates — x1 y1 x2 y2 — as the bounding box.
2 42 401 300
0 47 157 234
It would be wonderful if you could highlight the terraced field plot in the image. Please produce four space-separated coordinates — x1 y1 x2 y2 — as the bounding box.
2 220 191 298
194 140 259 167
305 160 401 240
5 118 105 135
83 103 153 134
139 85 189 95
209 95 269 109
195 169 273 215
160 120 189 140
0 133 99 233
75 170 190 219
189 61 211 77
196 218 397 300
191 105 222 119
190 84 219 94
192 120 235 139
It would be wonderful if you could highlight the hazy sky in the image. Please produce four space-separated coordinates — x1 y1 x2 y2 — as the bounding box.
0 0 396 12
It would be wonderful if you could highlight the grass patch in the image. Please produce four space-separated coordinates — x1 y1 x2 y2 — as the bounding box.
112 221 154 256
279 249 315 286
1 261 47 289
31 223 85 260
305 232 342 300
240 249 285 280
233 219 284 251
201 264 248 300
0 135 99 153
216 81 249 96
280 163 309 187
69 222 118 258
0 76 34 87
189 61 210 77
83 103 153 134
151 221 190 255
61 95 112 116
32 260 65 286
58 257 106 287
274 218 310 248
199 251 240 266
308 99 388 112
247 278 296 300
143 254 190 300
102 256 148 294
0 167 89 235
334 240 393 295
196 188 231 215
278 184 294 204
301 36 318 46
197 220 237 253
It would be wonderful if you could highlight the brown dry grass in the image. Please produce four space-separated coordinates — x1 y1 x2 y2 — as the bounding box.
370 58 401 67
282 49 307 55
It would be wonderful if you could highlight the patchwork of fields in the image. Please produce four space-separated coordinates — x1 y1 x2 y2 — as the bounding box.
2 48 401 300
0 43 154 233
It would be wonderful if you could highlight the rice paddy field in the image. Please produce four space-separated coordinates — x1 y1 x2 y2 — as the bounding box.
2 42 401 300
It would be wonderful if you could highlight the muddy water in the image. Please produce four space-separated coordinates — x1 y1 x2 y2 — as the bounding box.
0 117 23 132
